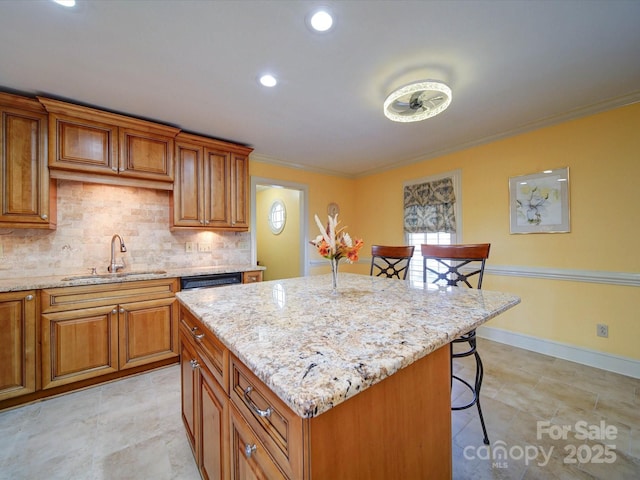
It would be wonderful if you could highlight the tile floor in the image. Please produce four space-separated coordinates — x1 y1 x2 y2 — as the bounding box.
0 339 638 479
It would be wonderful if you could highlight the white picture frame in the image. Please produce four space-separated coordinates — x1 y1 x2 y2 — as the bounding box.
509 167 570 234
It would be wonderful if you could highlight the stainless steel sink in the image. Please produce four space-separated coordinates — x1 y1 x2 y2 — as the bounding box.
61 270 167 281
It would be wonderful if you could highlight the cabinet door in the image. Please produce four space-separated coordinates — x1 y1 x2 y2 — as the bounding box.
0 106 53 228
181 336 199 454
204 148 231 227
49 114 118 174
229 403 286 480
118 297 178 370
0 291 36 401
172 141 205 227
200 362 229 480
230 153 249 229
41 305 119 389
119 127 174 182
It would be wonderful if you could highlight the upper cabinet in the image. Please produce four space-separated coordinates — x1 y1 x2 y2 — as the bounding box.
38 97 180 190
171 132 252 231
0 93 56 229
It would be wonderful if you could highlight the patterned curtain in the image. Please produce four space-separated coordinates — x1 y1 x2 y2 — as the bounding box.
403 177 457 233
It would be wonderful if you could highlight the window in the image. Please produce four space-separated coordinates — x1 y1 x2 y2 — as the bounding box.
268 200 286 234
404 171 461 284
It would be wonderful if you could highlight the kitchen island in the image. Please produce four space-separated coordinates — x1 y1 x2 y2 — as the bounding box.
177 273 520 479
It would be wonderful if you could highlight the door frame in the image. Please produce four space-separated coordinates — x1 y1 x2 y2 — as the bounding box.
250 176 309 278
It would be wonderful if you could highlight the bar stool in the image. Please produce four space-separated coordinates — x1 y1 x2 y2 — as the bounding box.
369 245 415 279
421 243 491 445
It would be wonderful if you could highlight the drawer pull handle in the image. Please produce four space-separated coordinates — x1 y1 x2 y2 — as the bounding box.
244 443 257 458
243 386 272 418
190 359 200 369
190 326 205 341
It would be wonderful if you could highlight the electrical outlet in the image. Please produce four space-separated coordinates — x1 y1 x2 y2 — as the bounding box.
597 323 608 338
198 243 212 252
185 242 194 253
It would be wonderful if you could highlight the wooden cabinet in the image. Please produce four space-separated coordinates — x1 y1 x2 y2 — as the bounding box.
181 305 296 480
41 305 119 389
0 93 56 229
171 132 253 231
180 306 230 480
40 279 178 389
179 302 452 479
242 271 263 284
38 97 179 190
0 290 37 401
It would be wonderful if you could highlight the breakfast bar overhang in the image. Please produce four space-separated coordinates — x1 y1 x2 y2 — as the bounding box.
177 273 521 479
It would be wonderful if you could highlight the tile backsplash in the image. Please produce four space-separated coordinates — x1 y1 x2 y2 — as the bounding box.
0 181 251 279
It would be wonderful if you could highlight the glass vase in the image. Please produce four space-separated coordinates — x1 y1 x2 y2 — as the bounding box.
330 257 339 294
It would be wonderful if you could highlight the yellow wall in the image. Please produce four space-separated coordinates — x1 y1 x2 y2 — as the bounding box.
256 187 301 280
250 103 640 360
249 162 361 275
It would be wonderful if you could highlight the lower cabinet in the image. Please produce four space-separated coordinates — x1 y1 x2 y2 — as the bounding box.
181 314 229 480
40 279 179 390
180 305 295 480
0 290 37 401
179 303 453 479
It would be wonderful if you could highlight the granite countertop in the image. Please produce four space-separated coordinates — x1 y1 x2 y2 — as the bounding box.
0 264 265 293
176 273 521 418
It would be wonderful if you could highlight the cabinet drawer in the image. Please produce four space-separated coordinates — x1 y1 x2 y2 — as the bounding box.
180 306 228 392
229 402 287 480
242 270 263 284
229 355 303 479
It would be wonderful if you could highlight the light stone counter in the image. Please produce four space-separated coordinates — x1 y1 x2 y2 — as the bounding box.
0 264 264 293
176 273 520 418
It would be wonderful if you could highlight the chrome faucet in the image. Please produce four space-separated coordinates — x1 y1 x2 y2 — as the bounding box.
108 234 127 273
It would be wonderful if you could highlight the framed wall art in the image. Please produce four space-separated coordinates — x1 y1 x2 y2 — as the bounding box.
509 167 570 234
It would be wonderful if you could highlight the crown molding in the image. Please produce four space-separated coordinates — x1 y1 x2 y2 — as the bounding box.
250 91 640 179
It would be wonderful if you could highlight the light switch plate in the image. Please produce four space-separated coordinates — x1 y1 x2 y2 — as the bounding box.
185 242 194 253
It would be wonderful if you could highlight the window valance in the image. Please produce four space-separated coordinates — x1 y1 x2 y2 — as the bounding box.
403 177 457 233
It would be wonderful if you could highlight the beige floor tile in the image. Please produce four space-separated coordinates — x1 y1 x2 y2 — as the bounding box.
0 341 638 479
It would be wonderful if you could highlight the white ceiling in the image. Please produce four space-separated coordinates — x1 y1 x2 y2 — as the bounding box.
1 1 639 178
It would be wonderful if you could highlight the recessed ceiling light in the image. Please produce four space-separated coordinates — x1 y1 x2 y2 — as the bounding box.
53 0 76 7
309 9 334 32
259 74 277 87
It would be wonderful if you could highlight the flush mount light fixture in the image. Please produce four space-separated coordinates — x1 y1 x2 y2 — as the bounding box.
53 0 76 6
383 80 452 122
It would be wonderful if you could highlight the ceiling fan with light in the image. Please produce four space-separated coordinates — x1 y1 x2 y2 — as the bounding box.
383 80 452 123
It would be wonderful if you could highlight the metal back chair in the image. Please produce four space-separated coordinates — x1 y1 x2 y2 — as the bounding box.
421 243 491 445
370 245 415 280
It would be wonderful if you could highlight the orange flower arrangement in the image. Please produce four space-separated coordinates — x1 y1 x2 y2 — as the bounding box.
310 213 364 263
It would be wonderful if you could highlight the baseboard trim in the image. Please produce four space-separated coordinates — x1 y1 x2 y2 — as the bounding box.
477 325 640 379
